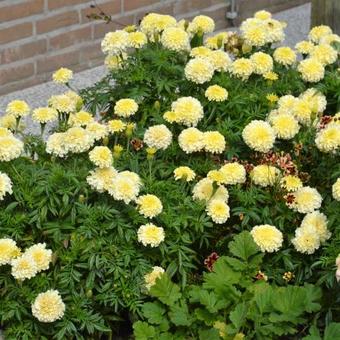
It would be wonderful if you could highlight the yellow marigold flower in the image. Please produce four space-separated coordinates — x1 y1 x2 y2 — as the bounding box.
0 127 12 137
0 136 24 161
0 172 12 201
143 124 172 150
69 110 94 127
163 111 178 123
101 30 129 55
161 27 189 51
190 46 211 58
332 178 340 201
6 100 30 118
203 131 226 154
140 13 177 36
292 99 312 125
11 254 38 280
0 238 20 265
52 67 73 84
64 90 83 111
320 33 340 44
178 127 204 153
107 119 126 133
230 58 253 80
86 122 109 142
173 166 196 182
192 178 229 202
146 147 157 160
185 58 214 84
220 162 246 185
125 122 136 137
136 194 163 218
46 133 68 158
251 165 280 187
86 166 117 192
280 175 302 192
206 199 230 224
189 15 215 34
309 44 338 66
205 85 228 102
0 114 17 130
114 98 138 118
270 112 300 139
108 171 141 204
250 52 273 75
48 94 76 113
263 71 278 81
144 266 164 290
25 243 52 273
242 120 275 153
32 290 65 323
89 146 113 168
205 50 232 72
292 227 320 254
308 25 332 43
207 170 228 185
64 126 95 153
171 97 204 127
254 10 272 20
128 31 147 48
315 123 340 152
243 26 267 47
273 47 296 66
299 88 326 114
298 58 325 83
137 223 165 247
277 95 298 114
32 107 58 124
288 186 322 214
266 93 279 103
295 40 314 54
250 224 283 252
301 211 330 243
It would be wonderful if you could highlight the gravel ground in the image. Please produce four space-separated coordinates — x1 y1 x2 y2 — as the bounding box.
0 2 311 119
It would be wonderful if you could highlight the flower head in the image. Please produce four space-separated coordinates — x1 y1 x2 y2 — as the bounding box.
280 175 302 192
298 58 324 83
287 186 322 213
173 166 196 182
114 99 138 118
144 124 172 150
6 100 30 118
87 166 117 192
219 163 246 185
250 52 273 75
205 85 228 102
52 67 73 84
251 165 280 187
101 30 129 55
273 47 296 66
32 107 58 124
171 97 204 127
144 266 165 290
250 224 283 252
185 58 214 84
0 172 12 201
178 128 204 153
11 254 38 280
89 146 113 168
206 199 230 224
0 238 20 265
230 58 253 80
25 243 52 272
137 223 165 247
332 178 340 201
136 194 163 218
203 131 226 154
161 27 189 51
0 136 24 161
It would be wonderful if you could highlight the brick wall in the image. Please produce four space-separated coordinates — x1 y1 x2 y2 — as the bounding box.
0 0 309 95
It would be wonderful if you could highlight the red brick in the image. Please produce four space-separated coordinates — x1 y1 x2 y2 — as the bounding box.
49 26 92 50
81 0 121 23
124 0 160 12
173 0 224 16
37 50 80 73
0 40 47 64
0 0 44 22
48 0 87 10
80 41 102 63
36 11 79 34
0 22 33 45
0 63 34 86
201 4 228 30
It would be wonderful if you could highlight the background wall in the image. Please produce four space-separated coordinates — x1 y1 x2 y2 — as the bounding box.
0 0 309 95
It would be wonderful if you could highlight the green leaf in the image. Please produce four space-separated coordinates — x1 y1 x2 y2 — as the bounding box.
303 284 321 313
149 274 181 306
194 308 216 325
303 325 321 340
133 321 156 340
230 302 248 332
199 328 220 340
228 231 260 262
198 290 227 313
169 303 191 326
142 302 166 325
324 323 340 340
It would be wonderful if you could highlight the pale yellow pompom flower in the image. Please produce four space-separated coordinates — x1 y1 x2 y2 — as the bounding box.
292 227 320 254
0 238 20 265
295 40 314 54
178 127 205 153
280 175 302 192
298 58 324 83
269 112 300 139
205 85 228 102
254 10 272 20
32 107 58 124
89 146 113 168
332 178 340 201
206 199 230 224
161 27 189 51
101 30 129 55
185 58 214 84
86 166 117 193
301 211 330 243
219 163 246 185
69 111 94 127
189 15 215 34
144 266 165 290
137 223 165 247
309 44 338 66
6 100 30 118
250 52 273 75
11 254 38 280
107 119 126 133
173 166 196 182
287 186 322 214
0 172 13 201
242 120 275 153
32 290 65 323
308 25 332 43
0 136 24 161
52 67 73 84
230 58 253 80
144 124 172 150
136 194 163 218
250 165 280 187
25 243 52 272
315 123 340 153
114 98 138 118
250 224 283 252
128 31 147 48
273 47 296 66
203 131 226 154
171 97 204 127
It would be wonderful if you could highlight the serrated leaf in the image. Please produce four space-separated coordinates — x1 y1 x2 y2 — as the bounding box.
230 302 248 332
133 321 156 340
228 231 260 262
169 303 191 326
142 302 166 324
303 284 321 313
324 323 340 340
149 274 181 306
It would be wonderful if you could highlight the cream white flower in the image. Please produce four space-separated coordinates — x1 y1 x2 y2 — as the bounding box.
144 124 172 150
137 223 165 247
